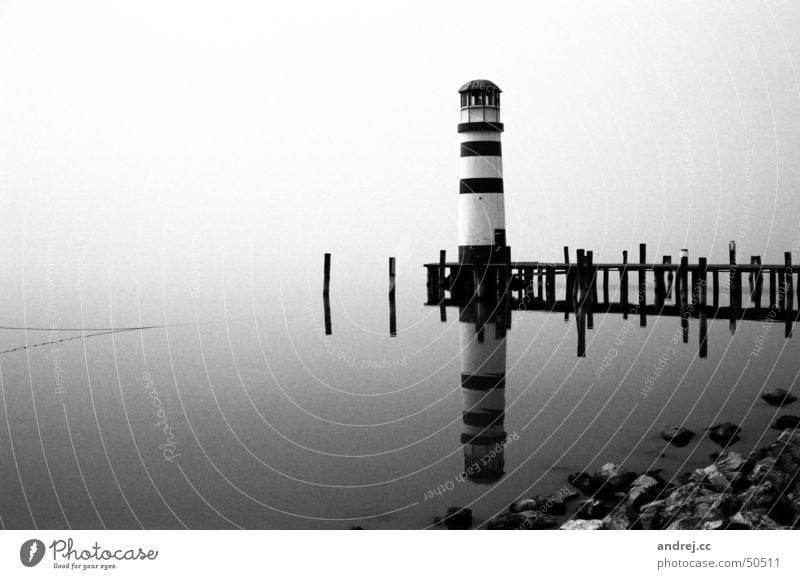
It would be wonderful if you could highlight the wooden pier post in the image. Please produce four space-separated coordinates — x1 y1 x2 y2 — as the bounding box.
699 257 708 358
654 257 666 309
729 242 741 328
537 265 544 301
587 251 598 307
323 294 332 335
439 249 447 302
664 256 674 300
602 268 609 305
712 269 719 310
586 251 595 329
785 252 794 338
545 266 556 307
323 253 331 295
621 250 629 318
752 256 763 309
389 257 396 298
677 254 688 318
564 247 572 321
639 243 647 327
679 253 689 342
389 257 397 337
770 268 777 310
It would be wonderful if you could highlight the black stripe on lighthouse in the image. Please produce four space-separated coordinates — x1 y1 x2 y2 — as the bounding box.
460 141 502 157
461 374 506 390
459 178 504 194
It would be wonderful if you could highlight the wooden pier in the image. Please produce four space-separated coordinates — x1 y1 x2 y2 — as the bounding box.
424 243 800 355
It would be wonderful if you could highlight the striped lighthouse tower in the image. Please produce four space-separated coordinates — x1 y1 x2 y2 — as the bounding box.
459 301 508 483
458 79 506 265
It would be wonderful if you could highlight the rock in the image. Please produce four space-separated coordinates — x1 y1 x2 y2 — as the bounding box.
443 506 472 530
568 472 601 495
533 495 567 516
714 451 750 475
729 511 785 530
639 500 666 530
593 463 637 493
772 415 800 431
560 519 603 530
487 511 556 530
602 505 638 530
739 481 780 512
627 474 662 509
761 388 797 407
707 422 741 446
660 426 696 447
691 464 731 493
509 498 538 514
747 458 793 493
576 498 619 520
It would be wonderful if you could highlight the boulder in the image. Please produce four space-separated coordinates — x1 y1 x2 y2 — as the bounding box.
690 464 731 493
772 415 800 431
627 474 662 509
593 463 637 493
638 500 666 530
443 506 472 530
534 495 567 516
746 458 794 493
761 388 797 407
509 498 538 514
707 422 741 446
739 481 780 512
576 498 620 520
602 505 638 530
560 519 603 530
660 426 696 447
568 471 601 496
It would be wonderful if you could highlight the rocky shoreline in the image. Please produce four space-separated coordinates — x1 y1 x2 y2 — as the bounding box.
436 424 800 530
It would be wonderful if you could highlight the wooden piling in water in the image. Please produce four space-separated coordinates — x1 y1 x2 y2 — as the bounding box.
751 256 764 309
323 294 332 335
785 252 794 338
729 242 741 328
545 266 555 307
678 255 689 317
602 268 609 305
564 247 572 321
770 268 777 310
537 265 544 301
654 257 666 309
664 256 674 300
699 257 708 358
389 257 396 297
586 251 594 329
621 250 629 318
323 253 331 296
439 249 447 302
639 244 647 327
712 269 719 310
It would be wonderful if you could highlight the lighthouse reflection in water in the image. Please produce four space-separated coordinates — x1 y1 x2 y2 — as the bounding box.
459 297 513 484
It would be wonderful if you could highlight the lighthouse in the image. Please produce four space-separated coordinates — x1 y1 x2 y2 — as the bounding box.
459 301 508 483
457 79 506 265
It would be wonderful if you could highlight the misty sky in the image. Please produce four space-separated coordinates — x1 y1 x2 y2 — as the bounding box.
1 0 799 300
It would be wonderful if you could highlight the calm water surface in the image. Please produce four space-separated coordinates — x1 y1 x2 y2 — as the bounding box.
0 262 798 529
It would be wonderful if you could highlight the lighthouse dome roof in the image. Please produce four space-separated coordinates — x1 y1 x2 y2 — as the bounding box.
458 79 501 94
